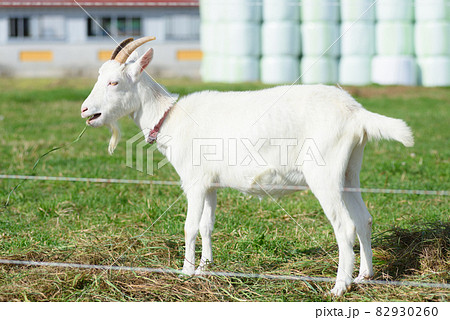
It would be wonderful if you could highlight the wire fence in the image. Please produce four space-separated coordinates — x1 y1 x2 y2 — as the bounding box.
1 174 449 196
1 258 449 290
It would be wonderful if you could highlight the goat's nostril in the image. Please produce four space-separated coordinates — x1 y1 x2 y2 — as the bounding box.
82 107 88 113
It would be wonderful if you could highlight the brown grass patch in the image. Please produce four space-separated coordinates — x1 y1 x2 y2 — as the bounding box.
344 86 450 100
373 222 450 282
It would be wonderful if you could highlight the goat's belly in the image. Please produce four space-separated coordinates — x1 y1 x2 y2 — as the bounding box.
221 168 307 198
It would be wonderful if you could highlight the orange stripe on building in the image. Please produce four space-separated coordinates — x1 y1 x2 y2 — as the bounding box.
98 50 113 61
20 51 53 62
177 50 202 61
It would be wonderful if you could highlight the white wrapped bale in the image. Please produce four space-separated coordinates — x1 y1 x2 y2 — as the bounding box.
341 0 375 21
415 0 450 21
301 0 339 22
301 22 340 57
201 22 222 54
200 23 213 53
223 56 260 83
199 0 227 22
221 0 261 22
200 0 261 84
376 0 414 21
300 56 338 84
202 55 260 84
376 22 414 55
261 56 300 84
415 22 450 57
201 54 228 82
224 22 261 56
340 21 375 56
371 56 417 86
339 56 372 86
262 22 301 56
417 56 450 87
263 0 300 22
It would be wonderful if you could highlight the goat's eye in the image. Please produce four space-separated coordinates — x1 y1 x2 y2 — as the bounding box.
108 81 119 86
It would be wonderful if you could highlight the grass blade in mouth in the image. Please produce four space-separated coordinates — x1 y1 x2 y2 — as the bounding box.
89 113 101 121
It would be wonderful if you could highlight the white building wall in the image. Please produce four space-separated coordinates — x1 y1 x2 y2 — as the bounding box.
0 6 201 78
0 14 7 44
143 16 167 41
67 14 88 43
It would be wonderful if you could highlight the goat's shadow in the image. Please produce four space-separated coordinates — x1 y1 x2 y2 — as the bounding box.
292 222 449 281
371 222 450 281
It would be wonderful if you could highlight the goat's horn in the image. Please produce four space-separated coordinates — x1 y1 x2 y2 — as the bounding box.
110 38 135 60
114 36 156 64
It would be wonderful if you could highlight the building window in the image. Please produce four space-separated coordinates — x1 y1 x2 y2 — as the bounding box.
9 16 65 40
37 15 65 40
9 17 30 38
166 14 200 41
87 17 141 37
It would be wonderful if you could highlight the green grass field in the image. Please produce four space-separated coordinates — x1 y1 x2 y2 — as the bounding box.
0 78 448 301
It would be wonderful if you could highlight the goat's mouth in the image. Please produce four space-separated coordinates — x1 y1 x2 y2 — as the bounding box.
87 113 101 124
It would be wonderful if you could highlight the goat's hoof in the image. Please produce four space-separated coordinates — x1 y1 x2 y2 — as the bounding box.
195 265 206 275
195 269 206 276
354 271 373 283
181 267 195 276
330 281 351 297
195 260 212 275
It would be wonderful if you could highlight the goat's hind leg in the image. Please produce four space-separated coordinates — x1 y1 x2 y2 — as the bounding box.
306 169 356 296
343 192 373 283
344 142 373 282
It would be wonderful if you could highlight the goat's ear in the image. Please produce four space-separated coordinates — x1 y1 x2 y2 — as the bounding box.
128 48 153 81
126 51 139 64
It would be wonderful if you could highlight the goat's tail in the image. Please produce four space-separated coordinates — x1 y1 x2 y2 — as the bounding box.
357 109 414 147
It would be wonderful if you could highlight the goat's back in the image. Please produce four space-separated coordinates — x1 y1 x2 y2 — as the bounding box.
174 84 359 139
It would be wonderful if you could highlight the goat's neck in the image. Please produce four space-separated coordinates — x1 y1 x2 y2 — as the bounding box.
130 78 173 139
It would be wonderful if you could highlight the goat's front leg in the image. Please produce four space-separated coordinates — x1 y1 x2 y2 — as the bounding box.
181 189 206 275
196 189 217 274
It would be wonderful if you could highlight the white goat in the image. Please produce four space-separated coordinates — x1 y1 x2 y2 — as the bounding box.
81 37 414 296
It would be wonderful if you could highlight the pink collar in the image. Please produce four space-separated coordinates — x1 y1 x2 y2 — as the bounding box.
146 106 173 144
